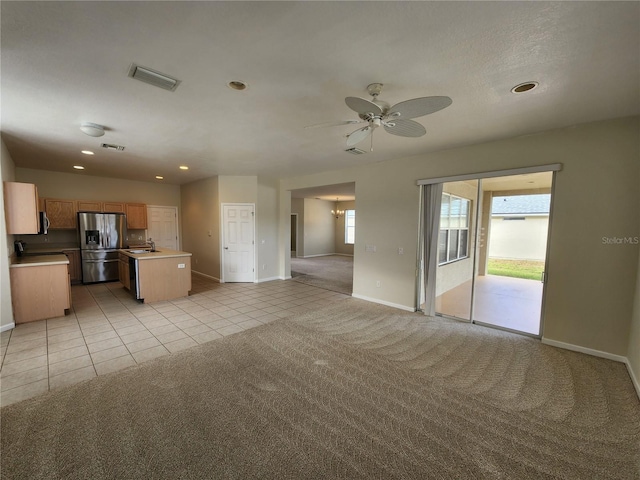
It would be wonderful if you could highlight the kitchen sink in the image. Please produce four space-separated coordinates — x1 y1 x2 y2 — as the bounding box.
128 249 151 254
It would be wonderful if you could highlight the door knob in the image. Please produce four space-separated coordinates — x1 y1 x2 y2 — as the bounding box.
224 247 228 250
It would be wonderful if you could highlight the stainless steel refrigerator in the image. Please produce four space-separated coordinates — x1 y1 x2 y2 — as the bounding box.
78 212 127 283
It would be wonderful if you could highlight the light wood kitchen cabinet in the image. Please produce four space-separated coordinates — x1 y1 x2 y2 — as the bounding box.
77 201 125 213
62 250 81 284
77 200 102 212
126 203 147 229
10 262 70 324
118 253 131 290
3 182 40 234
103 202 125 213
45 198 77 229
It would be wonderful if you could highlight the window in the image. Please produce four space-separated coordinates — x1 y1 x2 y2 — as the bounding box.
345 210 355 244
438 193 470 264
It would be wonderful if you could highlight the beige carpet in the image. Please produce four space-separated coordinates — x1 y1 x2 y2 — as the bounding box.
2 300 639 479
291 255 353 295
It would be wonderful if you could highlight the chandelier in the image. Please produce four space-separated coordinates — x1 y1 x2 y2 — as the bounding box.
331 198 345 219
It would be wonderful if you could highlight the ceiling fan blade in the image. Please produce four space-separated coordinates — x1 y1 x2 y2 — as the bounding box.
304 120 363 129
345 97 383 116
383 119 426 137
346 126 372 147
388 96 452 119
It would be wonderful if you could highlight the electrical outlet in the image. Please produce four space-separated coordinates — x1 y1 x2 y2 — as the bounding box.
398 247 404 255
376 280 381 288
178 264 185 269
262 264 266 270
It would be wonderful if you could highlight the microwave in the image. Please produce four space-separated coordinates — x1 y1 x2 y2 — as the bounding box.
38 212 50 235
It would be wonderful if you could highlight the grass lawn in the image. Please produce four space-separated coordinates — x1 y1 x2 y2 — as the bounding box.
487 258 545 281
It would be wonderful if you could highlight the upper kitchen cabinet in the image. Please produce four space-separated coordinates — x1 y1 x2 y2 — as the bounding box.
77 201 125 213
126 203 147 229
103 202 125 213
45 198 77 229
77 200 102 212
3 182 40 234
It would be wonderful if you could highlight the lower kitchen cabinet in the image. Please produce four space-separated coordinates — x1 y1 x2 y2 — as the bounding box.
62 250 81 284
118 253 130 290
10 260 70 324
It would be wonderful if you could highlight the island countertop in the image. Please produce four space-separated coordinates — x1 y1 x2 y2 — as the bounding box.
119 248 192 260
11 254 70 268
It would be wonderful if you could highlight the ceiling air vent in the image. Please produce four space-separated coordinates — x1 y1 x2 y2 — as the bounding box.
128 64 181 92
101 143 125 151
345 147 366 155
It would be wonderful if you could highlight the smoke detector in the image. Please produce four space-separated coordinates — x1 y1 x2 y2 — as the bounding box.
80 123 105 137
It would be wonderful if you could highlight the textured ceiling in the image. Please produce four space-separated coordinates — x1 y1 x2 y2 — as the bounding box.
2 2 638 186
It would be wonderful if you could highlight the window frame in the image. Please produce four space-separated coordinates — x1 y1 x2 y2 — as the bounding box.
438 193 470 265
344 209 355 245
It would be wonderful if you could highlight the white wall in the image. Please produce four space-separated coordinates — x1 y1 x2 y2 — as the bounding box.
489 215 549 261
280 116 640 357
181 176 220 280
628 250 640 396
257 177 279 281
302 198 335 257
0 138 17 330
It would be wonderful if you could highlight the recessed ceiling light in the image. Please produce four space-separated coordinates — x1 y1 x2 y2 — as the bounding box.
179 165 189 170
227 81 247 91
81 150 94 155
511 82 539 94
73 165 85 170
155 175 164 180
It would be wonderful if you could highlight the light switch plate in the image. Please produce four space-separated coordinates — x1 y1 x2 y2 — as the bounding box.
178 264 185 269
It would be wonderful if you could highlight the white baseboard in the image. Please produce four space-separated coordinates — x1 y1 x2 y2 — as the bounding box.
255 276 280 283
624 358 640 400
351 293 416 312
301 254 334 258
541 337 627 363
333 253 354 257
283 275 292 280
0 323 15 332
192 270 220 282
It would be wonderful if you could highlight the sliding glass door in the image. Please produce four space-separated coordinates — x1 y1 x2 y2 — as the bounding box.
418 166 557 338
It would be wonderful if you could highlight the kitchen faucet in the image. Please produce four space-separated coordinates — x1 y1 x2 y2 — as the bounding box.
147 238 156 252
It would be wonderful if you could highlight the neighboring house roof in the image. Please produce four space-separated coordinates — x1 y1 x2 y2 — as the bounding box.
492 194 550 215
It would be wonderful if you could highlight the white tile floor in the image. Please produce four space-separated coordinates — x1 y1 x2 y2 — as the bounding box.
0 274 348 407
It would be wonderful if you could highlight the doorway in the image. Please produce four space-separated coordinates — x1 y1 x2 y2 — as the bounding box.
221 203 255 283
147 206 178 250
419 167 558 337
291 214 298 258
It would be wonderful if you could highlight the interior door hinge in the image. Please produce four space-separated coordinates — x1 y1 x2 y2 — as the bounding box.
252 211 255 216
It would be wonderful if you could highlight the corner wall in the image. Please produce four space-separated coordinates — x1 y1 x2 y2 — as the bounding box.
1 138 17 330
181 176 220 280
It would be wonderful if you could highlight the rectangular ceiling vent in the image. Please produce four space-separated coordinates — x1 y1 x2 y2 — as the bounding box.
128 64 181 92
345 147 366 155
101 143 125 151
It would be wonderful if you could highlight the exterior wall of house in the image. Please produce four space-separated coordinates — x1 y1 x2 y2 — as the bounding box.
279 116 640 357
0 138 16 329
488 215 549 261
436 181 477 297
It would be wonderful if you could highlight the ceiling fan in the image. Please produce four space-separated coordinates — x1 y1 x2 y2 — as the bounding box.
306 83 452 150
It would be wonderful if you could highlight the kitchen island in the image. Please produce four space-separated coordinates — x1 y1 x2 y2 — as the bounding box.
10 254 71 323
118 248 192 303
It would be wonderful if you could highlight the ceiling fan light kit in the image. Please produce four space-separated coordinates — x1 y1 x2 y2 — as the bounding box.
309 83 452 150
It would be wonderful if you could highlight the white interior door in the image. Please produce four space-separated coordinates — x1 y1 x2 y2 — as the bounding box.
222 204 255 282
147 206 178 250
